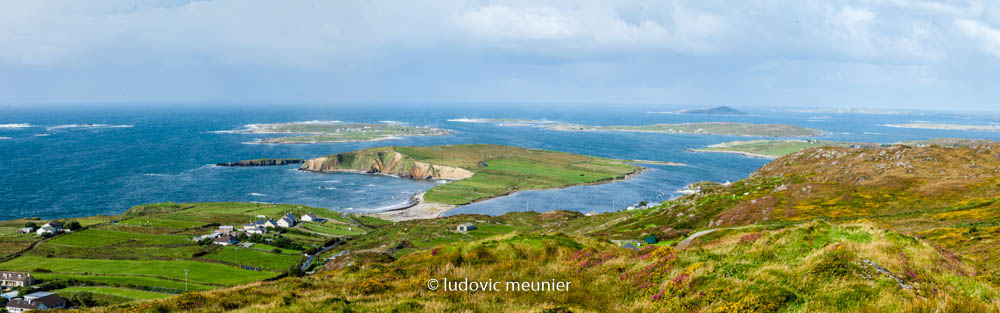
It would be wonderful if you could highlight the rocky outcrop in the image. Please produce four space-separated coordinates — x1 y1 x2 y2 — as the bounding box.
300 149 473 180
216 158 304 167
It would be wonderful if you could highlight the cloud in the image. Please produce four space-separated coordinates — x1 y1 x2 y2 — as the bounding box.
954 18 1000 57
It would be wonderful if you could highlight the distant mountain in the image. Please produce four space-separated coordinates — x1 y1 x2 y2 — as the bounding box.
675 106 748 115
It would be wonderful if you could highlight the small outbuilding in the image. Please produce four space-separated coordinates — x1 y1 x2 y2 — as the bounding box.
212 235 238 246
457 223 476 232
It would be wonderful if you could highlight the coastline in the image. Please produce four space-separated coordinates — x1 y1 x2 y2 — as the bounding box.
685 148 778 159
368 166 647 221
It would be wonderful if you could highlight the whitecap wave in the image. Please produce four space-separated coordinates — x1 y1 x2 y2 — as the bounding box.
143 173 171 177
322 180 342 183
447 118 490 123
863 132 884 135
0 123 32 128
379 120 407 124
318 186 337 190
249 192 268 197
46 124 133 131
363 184 377 187
34 133 50 137
0 136 10 140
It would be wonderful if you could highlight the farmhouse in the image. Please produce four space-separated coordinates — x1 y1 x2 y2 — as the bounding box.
283 213 298 223
35 222 62 236
300 213 323 222
212 235 238 246
5 291 66 312
0 271 33 287
457 223 476 232
219 225 235 233
252 218 278 228
277 216 296 228
242 224 267 234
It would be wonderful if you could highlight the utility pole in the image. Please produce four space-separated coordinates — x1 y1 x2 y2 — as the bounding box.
184 269 188 291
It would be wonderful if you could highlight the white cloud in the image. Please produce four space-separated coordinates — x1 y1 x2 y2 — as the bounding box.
955 18 1000 57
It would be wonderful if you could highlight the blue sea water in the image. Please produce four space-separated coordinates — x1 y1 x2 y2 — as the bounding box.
2 104 1000 220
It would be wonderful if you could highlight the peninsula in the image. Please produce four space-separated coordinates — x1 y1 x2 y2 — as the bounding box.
299 144 643 219
544 122 824 137
694 138 999 158
883 123 1000 132
216 158 304 167
216 121 452 143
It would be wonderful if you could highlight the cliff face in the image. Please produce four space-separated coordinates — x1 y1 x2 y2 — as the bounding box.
300 148 473 180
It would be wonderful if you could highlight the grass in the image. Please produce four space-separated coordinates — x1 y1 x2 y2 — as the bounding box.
0 256 278 286
46 228 190 247
53 286 173 300
228 122 451 143
300 222 363 236
695 140 865 158
308 145 641 205
203 246 303 272
32 272 215 292
82 222 1000 313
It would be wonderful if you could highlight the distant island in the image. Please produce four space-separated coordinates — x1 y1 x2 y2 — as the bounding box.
693 138 999 158
675 106 748 115
883 123 1000 132
447 118 556 127
691 140 876 158
215 121 452 143
299 144 644 220
216 158 304 167
543 122 824 137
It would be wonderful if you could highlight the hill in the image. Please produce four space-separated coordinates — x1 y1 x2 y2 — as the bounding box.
300 144 643 207
77 143 1000 312
676 106 749 115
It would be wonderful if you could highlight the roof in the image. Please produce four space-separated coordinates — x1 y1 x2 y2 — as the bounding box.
45 221 63 227
303 213 318 218
213 235 236 243
0 271 31 282
459 223 475 227
8 292 65 309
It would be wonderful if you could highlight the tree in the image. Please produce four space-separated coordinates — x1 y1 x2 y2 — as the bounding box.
23 222 37 229
66 221 82 231
272 248 282 254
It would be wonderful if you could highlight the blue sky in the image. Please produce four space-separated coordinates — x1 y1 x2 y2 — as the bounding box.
1 0 999 110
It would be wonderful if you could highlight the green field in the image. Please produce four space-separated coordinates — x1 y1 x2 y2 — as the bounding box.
203 246 302 272
694 140 863 158
301 222 363 236
305 145 643 205
32 273 215 292
47 229 190 247
53 286 173 300
545 122 824 137
0 256 277 286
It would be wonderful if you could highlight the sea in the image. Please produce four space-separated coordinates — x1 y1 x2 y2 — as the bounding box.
2 103 1000 221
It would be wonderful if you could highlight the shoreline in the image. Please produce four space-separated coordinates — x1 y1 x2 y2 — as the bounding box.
685 148 778 159
367 166 647 221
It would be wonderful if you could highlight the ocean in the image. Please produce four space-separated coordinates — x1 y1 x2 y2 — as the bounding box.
2 104 999 220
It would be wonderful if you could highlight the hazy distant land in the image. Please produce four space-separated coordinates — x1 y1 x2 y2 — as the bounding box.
883 123 1000 132
544 122 824 137
216 121 452 143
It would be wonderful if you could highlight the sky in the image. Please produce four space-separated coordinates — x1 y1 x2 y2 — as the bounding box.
1 0 999 110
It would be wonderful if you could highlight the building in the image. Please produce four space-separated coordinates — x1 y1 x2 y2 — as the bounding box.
35 222 61 236
212 235 238 246
457 223 475 232
252 218 278 228
193 231 223 242
0 271 33 288
277 216 296 228
283 213 298 223
300 213 321 222
5 292 66 312
17 227 33 234
242 224 267 235
219 225 235 233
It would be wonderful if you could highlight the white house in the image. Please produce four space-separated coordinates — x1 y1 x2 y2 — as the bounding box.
212 235 238 246
243 224 267 235
457 223 476 232
283 213 298 223
219 225 235 233
0 271 33 288
300 213 321 222
252 218 278 228
5 292 66 312
35 225 58 236
277 216 296 228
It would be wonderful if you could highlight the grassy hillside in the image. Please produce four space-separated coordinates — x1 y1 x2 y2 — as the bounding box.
303 144 643 205
0 202 380 307
93 143 1000 312
693 140 876 158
